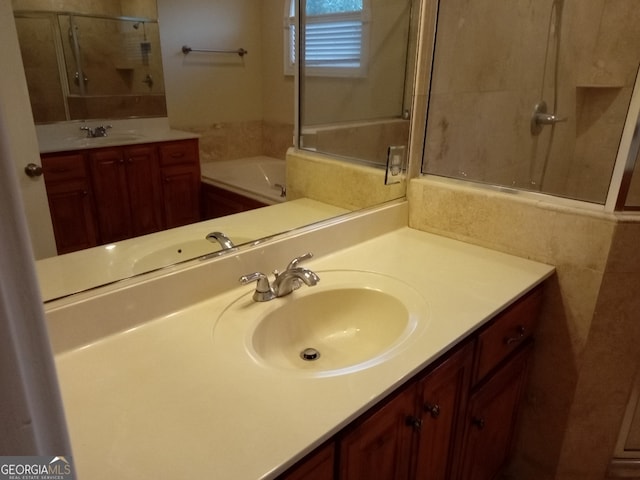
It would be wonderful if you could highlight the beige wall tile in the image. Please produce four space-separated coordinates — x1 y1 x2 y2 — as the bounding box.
286 149 406 211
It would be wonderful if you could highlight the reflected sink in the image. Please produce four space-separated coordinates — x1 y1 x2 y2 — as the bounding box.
63 133 145 148
215 270 429 376
132 236 252 273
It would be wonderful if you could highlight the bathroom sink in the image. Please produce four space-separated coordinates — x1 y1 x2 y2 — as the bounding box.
63 133 145 148
214 270 429 376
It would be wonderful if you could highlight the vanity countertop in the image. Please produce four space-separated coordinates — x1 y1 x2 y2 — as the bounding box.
36 117 198 154
47 203 554 479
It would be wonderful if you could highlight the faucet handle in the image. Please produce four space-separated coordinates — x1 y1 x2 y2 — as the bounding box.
80 126 94 137
239 272 276 302
286 252 313 271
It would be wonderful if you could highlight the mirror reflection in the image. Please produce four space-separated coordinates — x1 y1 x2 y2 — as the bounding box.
14 10 166 123
12 0 418 302
299 0 415 168
422 0 640 205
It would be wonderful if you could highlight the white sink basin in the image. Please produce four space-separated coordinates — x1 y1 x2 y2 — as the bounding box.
214 270 429 377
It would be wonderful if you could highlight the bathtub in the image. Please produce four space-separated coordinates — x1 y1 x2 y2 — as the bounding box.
200 156 287 205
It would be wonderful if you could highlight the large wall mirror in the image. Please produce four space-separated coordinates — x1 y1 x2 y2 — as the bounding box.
11 0 420 301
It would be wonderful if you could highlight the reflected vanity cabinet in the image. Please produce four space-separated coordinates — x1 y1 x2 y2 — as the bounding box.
278 285 543 480
41 138 200 254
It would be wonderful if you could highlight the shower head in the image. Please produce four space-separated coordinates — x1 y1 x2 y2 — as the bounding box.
133 22 140 30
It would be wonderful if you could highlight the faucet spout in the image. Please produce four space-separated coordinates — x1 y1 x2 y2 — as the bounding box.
206 231 235 250
272 267 320 297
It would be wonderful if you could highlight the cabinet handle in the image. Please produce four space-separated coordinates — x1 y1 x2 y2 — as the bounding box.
128 158 133 164
424 402 441 418
24 163 43 177
405 416 422 431
471 416 486 430
504 325 526 345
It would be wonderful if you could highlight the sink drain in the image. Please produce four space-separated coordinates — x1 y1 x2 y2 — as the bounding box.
300 347 321 361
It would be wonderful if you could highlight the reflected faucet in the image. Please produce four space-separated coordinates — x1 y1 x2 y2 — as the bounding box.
239 252 320 302
206 231 235 250
80 124 112 138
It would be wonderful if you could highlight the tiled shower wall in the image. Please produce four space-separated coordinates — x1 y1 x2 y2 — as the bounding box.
422 0 640 205
190 120 294 163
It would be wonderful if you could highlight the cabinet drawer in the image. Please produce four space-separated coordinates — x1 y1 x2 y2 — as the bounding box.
473 286 542 384
42 153 87 182
158 139 199 166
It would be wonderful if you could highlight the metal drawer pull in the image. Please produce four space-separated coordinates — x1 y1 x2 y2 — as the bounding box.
424 402 441 418
471 416 486 430
504 325 526 345
405 416 422 431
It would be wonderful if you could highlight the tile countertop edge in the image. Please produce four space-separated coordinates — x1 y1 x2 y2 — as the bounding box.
49 201 555 480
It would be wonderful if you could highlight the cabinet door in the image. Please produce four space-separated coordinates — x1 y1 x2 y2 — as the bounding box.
414 342 473 480
278 442 335 480
159 139 201 228
45 180 98 254
41 152 98 254
339 385 415 480
123 145 164 236
89 148 132 243
459 342 532 480
162 164 201 228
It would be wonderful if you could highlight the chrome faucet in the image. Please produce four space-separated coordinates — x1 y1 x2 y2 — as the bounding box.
80 124 112 138
239 252 320 302
206 231 235 250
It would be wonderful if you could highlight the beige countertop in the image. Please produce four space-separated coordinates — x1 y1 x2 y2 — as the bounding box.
36 117 198 154
46 202 554 479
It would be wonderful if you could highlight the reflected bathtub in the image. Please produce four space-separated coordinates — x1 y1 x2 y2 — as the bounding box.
200 156 287 205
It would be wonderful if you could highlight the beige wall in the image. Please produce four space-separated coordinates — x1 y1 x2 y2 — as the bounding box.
158 0 294 161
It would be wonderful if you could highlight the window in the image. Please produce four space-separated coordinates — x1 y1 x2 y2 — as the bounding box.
284 0 370 77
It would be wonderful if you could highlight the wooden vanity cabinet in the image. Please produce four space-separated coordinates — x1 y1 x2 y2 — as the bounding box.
41 138 201 253
458 286 542 480
279 442 336 480
459 344 532 480
277 285 543 480
41 151 99 254
158 140 201 229
337 341 473 480
89 145 163 243
339 382 416 480
413 342 474 480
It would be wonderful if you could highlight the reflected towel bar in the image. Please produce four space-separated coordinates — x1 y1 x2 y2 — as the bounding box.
181 45 248 57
